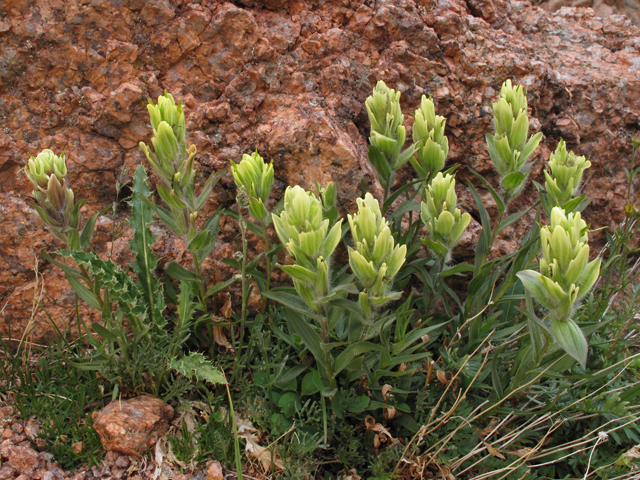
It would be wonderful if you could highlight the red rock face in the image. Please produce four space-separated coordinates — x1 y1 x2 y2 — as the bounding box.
1 0 639 340
91 395 174 457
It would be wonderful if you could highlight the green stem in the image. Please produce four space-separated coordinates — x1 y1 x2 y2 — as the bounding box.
261 226 271 313
225 381 244 480
235 208 249 386
319 315 337 390
484 209 506 265
192 251 215 360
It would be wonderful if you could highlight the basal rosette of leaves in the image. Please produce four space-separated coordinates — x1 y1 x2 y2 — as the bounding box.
411 95 448 183
487 80 543 201
272 185 343 312
347 193 407 316
544 139 591 207
230 151 274 222
365 80 416 197
24 149 79 242
420 172 471 262
517 207 601 368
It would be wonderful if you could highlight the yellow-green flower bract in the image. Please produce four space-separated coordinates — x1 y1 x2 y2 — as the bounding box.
24 149 76 232
347 193 406 299
273 186 343 313
517 207 600 321
544 139 591 207
365 80 407 169
411 95 448 180
146 91 185 145
230 151 274 221
420 172 471 258
140 92 192 184
487 80 542 200
25 149 67 189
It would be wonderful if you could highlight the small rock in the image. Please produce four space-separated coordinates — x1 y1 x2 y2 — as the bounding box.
24 421 39 440
91 396 173 457
11 423 24 434
0 465 16 480
1 428 13 439
115 455 130 468
72 441 82 454
205 461 223 480
0 445 41 477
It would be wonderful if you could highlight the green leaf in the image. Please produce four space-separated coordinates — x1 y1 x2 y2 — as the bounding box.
275 365 308 385
551 318 588 369
40 250 84 279
283 309 325 369
440 262 474 277
469 168 505 213
382 178 425 213
66 274 102 310
196 169 226 211
168 352 227 384
80 210 104 251
277 392 301 409
368 145 392 186
391 144 417 170
187 230 212 252
498 208 532 234
501 171 526 191
129 165 166 327
263 290 325 322
92 322 117 342
468 182 491 249
334 342 383 375
347 396 370 413
205 276 240 297
301 372 321 396
67 229 81 251
165 262 199 281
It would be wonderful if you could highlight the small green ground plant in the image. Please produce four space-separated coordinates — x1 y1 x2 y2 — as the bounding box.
7 80 640 479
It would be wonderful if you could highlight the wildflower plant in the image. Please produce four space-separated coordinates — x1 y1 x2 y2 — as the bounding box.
24 149 85 248
272 185 344 313
230 151 274 223
544 139 591 210
420 172 471 263
139 91 225 273
348 193 407 318
411 95 449 183
517 207 601 367
366 80 416 199
487 80 543 201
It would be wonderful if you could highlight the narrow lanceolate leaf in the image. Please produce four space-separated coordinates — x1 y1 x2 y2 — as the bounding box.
551 318 588 369
129 166 166 327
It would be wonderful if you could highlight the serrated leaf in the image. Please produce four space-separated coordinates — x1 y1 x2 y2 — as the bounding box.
168 352 227 384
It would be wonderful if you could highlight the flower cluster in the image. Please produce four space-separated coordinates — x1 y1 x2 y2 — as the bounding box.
518 207 601 368
411 95 449 182
365 81 415 193
544 139 591 207
24 149 78 241
487 80 543 200
273 186 343 312
420 172 471 262
348 193 407 315
231 151 274 222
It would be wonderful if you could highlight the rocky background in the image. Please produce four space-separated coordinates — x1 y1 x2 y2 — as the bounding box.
1 0 639 341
